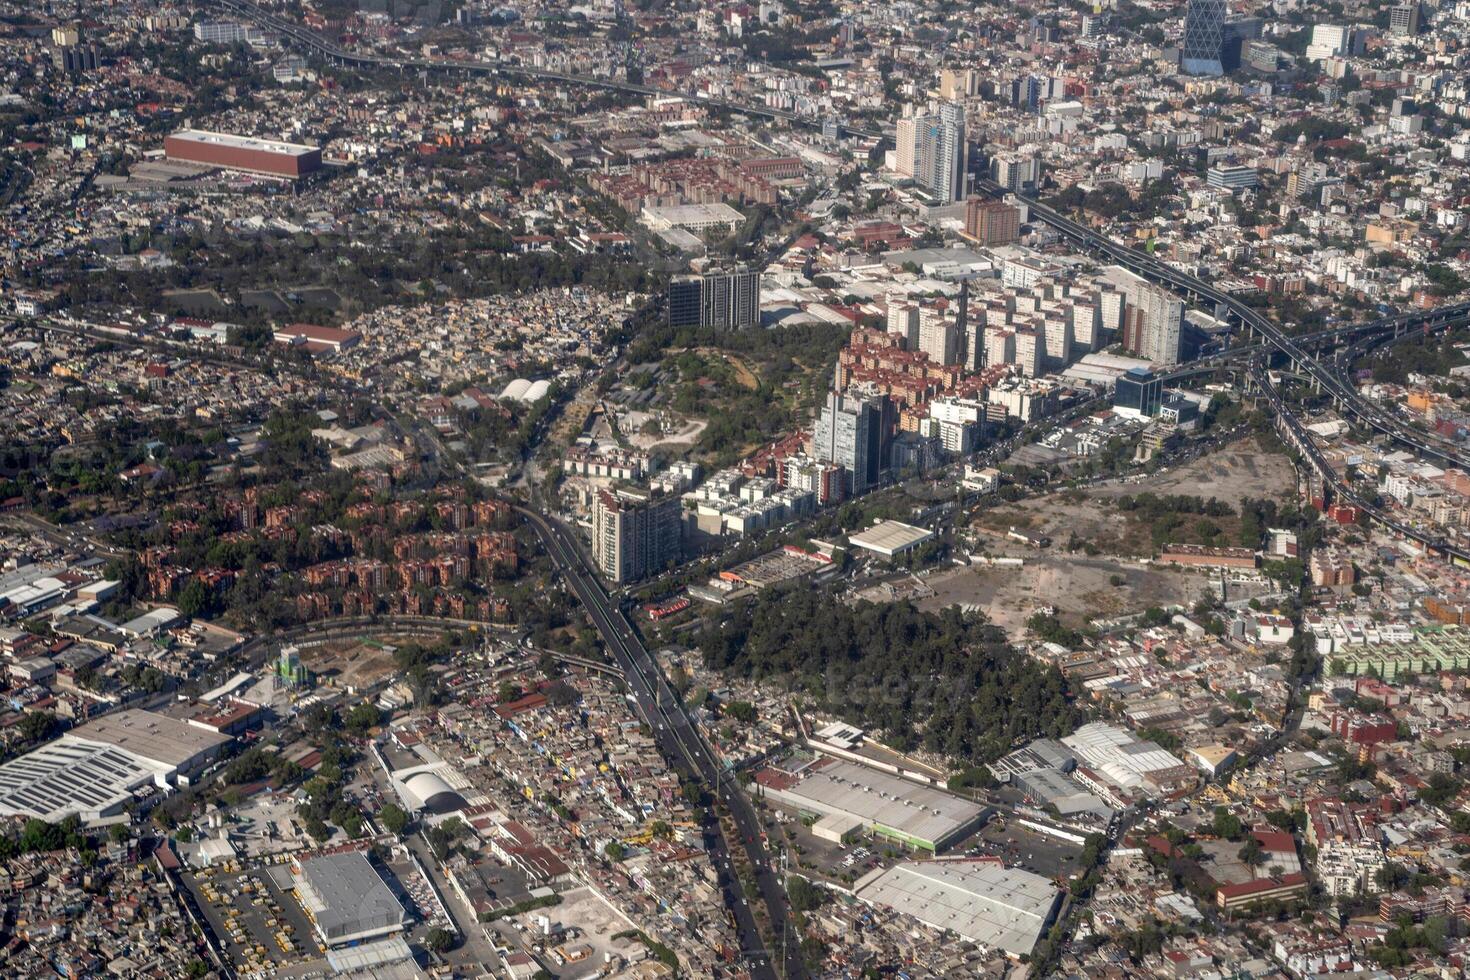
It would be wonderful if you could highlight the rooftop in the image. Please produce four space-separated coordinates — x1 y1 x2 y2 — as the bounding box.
759 757 983 849
71 708 232 769
857 860 1061 957
296 851 408 944
168 129 320 157
848 520 934 557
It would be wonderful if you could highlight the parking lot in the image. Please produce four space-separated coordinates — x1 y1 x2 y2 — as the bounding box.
959 814 1087 884
181 860 327 977
386 856 453 932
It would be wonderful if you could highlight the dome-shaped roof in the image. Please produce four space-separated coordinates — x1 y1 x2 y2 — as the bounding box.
403 771 467 815
500 378 532 401
523 379 551 403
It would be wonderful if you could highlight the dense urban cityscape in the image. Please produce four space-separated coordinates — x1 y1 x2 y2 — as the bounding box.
0 0 1468 977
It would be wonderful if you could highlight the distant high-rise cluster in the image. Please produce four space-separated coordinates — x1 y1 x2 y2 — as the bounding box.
666 267 761 328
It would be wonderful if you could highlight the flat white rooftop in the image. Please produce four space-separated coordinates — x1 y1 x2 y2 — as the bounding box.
0 740 166 821
766 758 983 849
169 128 319 156
848 520 934 557
857 861 1061 957
72 708 232 769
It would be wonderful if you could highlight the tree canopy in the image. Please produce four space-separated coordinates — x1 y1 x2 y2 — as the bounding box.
698 588 1078 762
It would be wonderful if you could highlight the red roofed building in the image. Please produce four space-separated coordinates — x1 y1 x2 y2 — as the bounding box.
1216 873 1308 911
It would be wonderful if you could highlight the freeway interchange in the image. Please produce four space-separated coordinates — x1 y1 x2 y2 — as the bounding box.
992 181 1470 561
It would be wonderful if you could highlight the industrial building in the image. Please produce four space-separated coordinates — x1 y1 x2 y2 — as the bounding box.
0 709 232 822
752 755 987 853
292 850 409 947
1061 721 1194 796
855 860 1062 958
847 520 935 559
163 129 323 179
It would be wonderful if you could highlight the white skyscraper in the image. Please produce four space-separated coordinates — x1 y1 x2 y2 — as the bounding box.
914 102 967 202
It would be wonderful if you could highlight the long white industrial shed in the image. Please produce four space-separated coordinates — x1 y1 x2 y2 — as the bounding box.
855 860 1062 958
0 709 231 822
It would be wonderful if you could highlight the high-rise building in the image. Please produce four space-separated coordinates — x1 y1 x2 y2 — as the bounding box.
1305 24 1353 61
1098 288 1125 341
591 487 682 584
194 20 249 44
1389 3 1420 36
702 268 760 327
1114 368 1163 419
965 199 1021 245
1069 298 1099 352
1121 284 1184 367
886 300 920 348
666 268 760 328
1042 315 1073 370
917 310 959 366
1206 164 1259 191
813 391 884 495
938 68 979 100
984 329 1015 372
894 115 917 177
1013 328 1041 377
914 103 967 203
1007 75 1044 112
1181 1 1259 74
1181 0 1228 75
54 44 99 74
1244 39 1281 72
963 314 987 371
667 277 702 327
991 152 1040 194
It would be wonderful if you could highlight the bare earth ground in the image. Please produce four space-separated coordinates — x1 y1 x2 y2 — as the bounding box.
924 438 1299 633
297 634 435 689
919 556 1214 633
1090 437 1297 500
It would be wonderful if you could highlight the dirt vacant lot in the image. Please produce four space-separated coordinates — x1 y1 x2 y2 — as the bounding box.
1092 436 1297 501
919 556 1212 633
973 437 1298 557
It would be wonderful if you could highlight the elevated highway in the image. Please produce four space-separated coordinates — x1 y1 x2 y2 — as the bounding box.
989 179 1470 467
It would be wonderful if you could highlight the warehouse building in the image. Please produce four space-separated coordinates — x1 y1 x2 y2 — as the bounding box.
855 860 1062 958
0 709 232 822
292 850 409 947
752 755 986 853
164 129 322 178
847 520 934 559
1061 721 1195 796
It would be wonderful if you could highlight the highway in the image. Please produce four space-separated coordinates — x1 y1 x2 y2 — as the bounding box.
972 180 1470 563
210 0 884 143
1254 363 1470 564
516 506 805 980
985 180 1470 469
